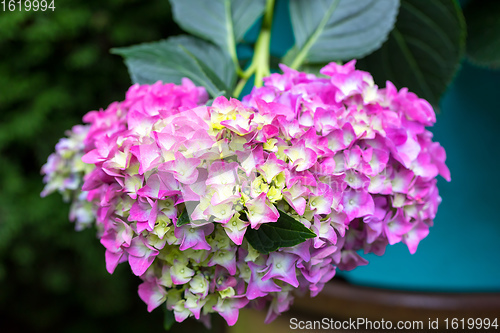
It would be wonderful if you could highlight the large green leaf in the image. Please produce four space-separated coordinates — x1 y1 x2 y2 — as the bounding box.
172 35 237 88
244 209 316 255
356 0 466 105
111 36 234 97
464 0 500 69
169 0 266 60
284 0 400 67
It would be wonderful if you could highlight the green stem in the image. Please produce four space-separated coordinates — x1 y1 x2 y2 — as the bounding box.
253 29 271 88
232 77 248 98
241 63 256 79
263 0 275 27
231 0 275 97
253 0 275 87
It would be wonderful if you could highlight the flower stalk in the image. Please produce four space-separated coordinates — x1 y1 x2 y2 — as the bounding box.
232 0 275 97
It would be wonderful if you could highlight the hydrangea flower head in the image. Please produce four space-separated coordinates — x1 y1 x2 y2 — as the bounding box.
42 62 449 326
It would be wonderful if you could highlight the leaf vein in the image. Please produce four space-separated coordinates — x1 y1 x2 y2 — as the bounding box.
401 1 454 50
391 28 433 99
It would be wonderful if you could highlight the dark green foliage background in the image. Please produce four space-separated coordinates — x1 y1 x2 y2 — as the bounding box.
0 1 218 332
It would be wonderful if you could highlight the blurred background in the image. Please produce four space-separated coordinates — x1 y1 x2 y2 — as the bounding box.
0 0 498 332
0 1 204 332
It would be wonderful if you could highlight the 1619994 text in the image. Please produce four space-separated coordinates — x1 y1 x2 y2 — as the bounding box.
1 0 55 11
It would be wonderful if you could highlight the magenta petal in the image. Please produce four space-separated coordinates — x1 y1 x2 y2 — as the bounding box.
282 239 312 262
363 217 383 244
262 252 299 287
130 142 162 175
392 168 415 193
81 148 106 164
128 197 158 232
126 236 159 276
338 250 368 271
105 249 124 274
129 198 152 222
429 142 450 181
342 189 375 221
223 218 249 246
235 146 265 177
245 193 280 229
384 210 413 245
138 280 167 312
213 297 249 326
320 59 356 76
206 161 239 186
208 247 237 275
128 253 156 276
137 173 167 199
160 152 201 185
246 262 281 299
403 221 430 254
175 224 214 251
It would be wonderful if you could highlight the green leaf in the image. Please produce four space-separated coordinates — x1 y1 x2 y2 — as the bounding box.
464 0 500 69
284 0 400 68
176 201 204 226
111 35 234 98
169 0 266 65
356 0 466 106
244 209 316 255
173 35 237 89
163 308 175 331
176 207 191 227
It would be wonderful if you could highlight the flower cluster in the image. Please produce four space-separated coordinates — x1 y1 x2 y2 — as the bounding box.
41 61 449 326
41 124 94 230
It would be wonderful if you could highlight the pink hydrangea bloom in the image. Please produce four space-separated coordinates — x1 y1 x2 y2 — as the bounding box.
42 62 449 327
